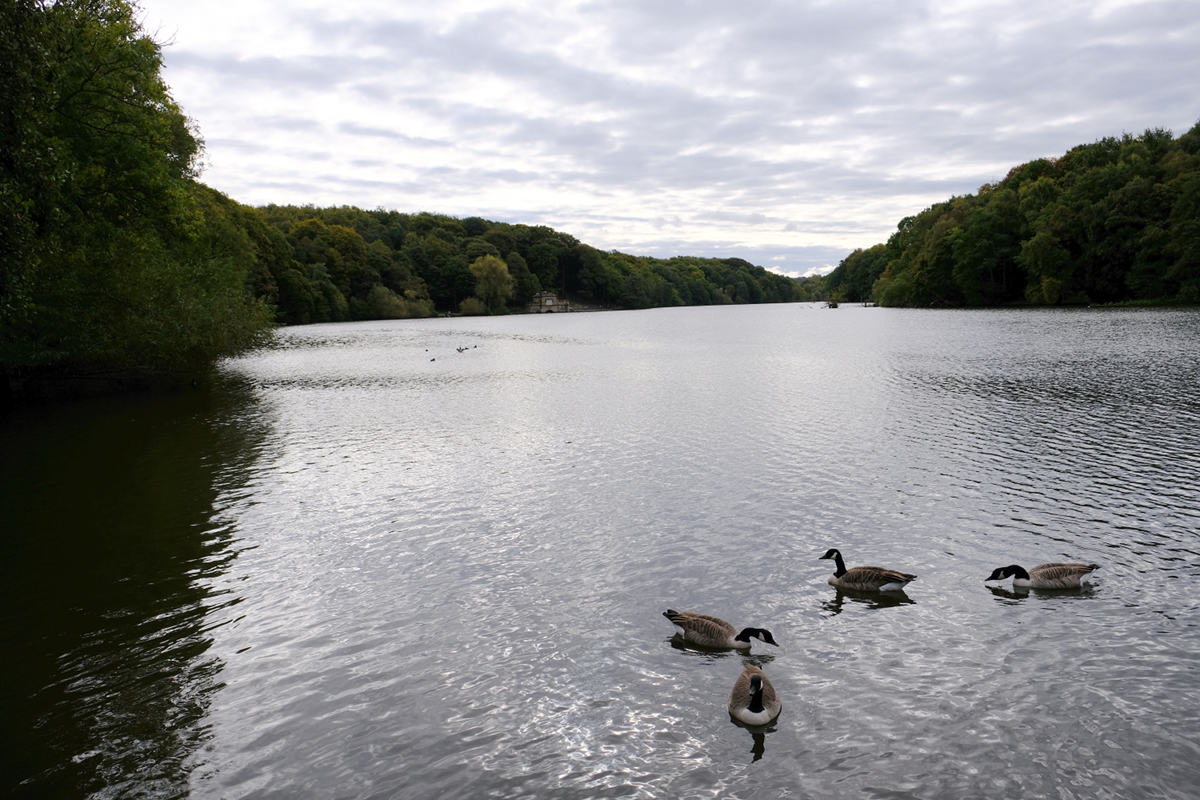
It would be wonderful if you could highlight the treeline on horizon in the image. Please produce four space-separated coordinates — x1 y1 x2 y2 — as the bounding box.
826 124 1200 307
1 0 811 387
5 1 1198 392
248 204 813 325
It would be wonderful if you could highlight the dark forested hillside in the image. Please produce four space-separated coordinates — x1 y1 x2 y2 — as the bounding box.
825 124 1200 307
31 1 1194 396
248 206 806 322
0 1 803 393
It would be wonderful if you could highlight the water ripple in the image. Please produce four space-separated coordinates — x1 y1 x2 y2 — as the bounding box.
9 305 1200 799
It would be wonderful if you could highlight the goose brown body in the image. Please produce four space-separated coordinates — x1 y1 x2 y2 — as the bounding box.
820 548 917 592
728 664 782 725
986 562 1099 589
662 610 778 649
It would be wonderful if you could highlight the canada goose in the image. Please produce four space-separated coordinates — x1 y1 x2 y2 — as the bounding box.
820 548 917 592
662 610 778 650
728 664 782 725
985 563 1099 589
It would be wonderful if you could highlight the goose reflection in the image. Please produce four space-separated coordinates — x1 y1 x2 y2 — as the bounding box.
987 583 1099 603
987 584 1029 602
667 635 782 666
666 635 742 662
821 588 915 615
729 718 775 762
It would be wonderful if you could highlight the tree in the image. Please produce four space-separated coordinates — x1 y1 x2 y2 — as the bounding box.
859 123 1200 306
826 245 888 302
288 218 385 317
469 255 513 312
248 206 807 314
1 0 273 379
402 231 471 310
505 251 540 303
1019 232 1074 304
526 241 563 290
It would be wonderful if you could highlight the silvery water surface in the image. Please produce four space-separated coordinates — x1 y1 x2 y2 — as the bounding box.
3 304 1199 799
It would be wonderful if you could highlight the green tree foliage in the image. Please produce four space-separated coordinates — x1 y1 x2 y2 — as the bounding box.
1019 232 1075 304
458 297 487 316
469 255 513 312
1 0 273 380
1 0 806 394
253 206 803 313
504 250 540 303
855 123 1200 307
244 206 433 323
825 244 888 302
791 274 828 302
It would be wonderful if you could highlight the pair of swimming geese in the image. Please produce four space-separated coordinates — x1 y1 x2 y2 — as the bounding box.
664 548 1101 726
820 548 1100 592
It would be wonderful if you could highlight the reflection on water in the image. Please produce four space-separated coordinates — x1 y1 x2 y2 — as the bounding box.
820 588 916 615
6 305 1200 799
735 653 778 672
728 717 776 763
986 584 1101 602
0 379 269 798
666 636 747 660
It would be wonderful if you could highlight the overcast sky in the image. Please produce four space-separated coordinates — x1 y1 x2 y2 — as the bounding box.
145 0 1199 276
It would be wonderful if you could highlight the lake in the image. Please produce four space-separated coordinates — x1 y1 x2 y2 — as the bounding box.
3 303 1199 799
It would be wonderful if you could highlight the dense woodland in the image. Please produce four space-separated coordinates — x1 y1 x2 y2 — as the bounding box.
2 0 276 382
826 125 1200 307
0 0 808 389
249 204 811 324
3 0 1196 392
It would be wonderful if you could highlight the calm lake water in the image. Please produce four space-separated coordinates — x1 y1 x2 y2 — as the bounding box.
3 303 1200 799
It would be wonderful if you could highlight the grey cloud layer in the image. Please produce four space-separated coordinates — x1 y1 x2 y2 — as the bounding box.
156 0 1200 273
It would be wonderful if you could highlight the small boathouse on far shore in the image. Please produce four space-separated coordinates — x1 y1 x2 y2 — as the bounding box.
528 291 569 313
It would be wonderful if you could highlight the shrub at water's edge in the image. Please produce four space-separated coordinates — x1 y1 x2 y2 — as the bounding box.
824 124 1200 307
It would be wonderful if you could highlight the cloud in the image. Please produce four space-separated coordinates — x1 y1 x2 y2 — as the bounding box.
147 0 1200 273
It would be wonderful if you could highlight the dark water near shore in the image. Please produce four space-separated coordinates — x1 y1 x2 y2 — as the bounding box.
3 304 1200 799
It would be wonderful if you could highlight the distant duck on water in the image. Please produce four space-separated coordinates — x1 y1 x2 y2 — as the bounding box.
662 610 779 650
985 562 1099 589
728 664 782 725
820 548 917 592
